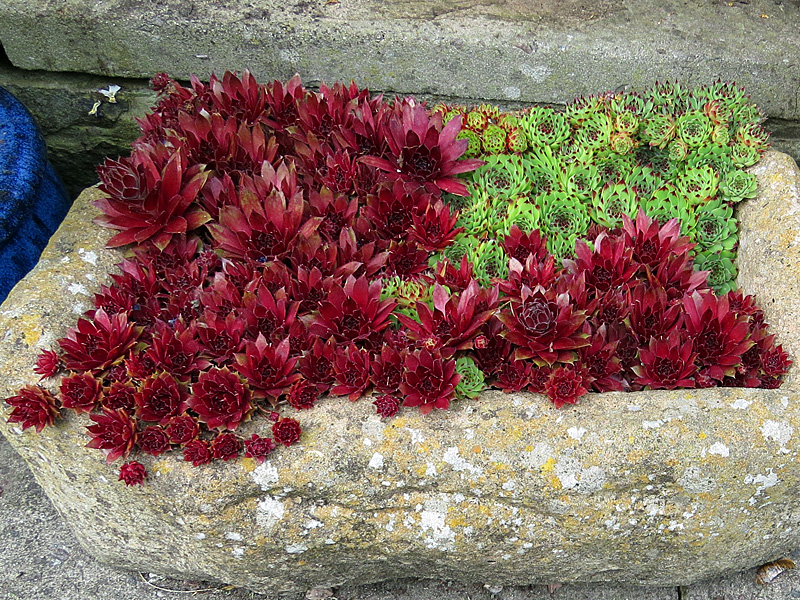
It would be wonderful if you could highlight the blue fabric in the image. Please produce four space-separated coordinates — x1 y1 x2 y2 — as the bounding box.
0 86 72 303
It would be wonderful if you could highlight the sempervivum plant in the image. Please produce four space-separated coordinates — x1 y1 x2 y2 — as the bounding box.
4 74 789 487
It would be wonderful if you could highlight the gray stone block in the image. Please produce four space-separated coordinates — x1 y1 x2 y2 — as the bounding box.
1 153 800 594
0 0 798 119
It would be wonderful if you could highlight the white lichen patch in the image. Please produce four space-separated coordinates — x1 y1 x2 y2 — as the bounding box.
405 427 426 444
553 458 606 493
419 495 456 551
443 447 483 477
642 420 664 429
252 460 280 490
761 420 794 447
361 417 385 443
425 461 437 477
67 282 89 296
502 480 516 491
195 533 206 540
521 442 552 469
232 547 245 558
627 404 642 412
225 532 243 541
708 442 730 458
285 543 308 554
78 248 98 265
368 452 384 470
256 496 286 531
745 469 780 505
567 426 587 440
731 398 752 410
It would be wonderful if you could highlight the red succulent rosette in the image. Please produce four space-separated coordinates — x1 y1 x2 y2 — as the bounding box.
164 414 200 445
287 380 319 410
134 372 188 425
183 440 212 466
138 426 171 456
306 275 396 344
119 461 147 486
632 331 698 390
361 102 483 196
370 345 405 395
101 381 137 412
683 290 753 381
244 434 277 464
34 349 61 379
95 148 212 251
188 367 253 431
331 343 372 401
497 285 589 365
396 282 496 356
399 348 460 415
545 364 590 408
373 395 401 418
272 417 302 446
59 372 101 413
565 233 638 298
5 385 60 433
211 432 242 461
495 360 533 393
58 308 141 374
85 408 138 463
144 321 209 382
233 336 300 401
297 338 337 392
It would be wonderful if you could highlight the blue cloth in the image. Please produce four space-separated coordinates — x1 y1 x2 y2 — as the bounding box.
0 86 72 303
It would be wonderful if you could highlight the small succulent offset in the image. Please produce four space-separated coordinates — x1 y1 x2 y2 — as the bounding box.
3 74 787 489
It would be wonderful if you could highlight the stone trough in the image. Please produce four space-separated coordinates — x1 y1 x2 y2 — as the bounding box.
1 152 800 597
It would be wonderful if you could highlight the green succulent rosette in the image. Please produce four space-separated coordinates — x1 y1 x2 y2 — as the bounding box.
506 127 528 153
524 151 562 198
469 239 509 286
442 234 474 265
642 113 675 149
667 138 689 162
626 165 663 199
691 198 737 252
643 184 694 237
735 123 770 152
456 129 483 159
561 161 601 202
688 144 734 176
539 191 590 246
613 110 640 135
503 196 541 235
676 165 720 205
457 192 502 239
547 231 580 261
718 168 757 203
482 124 508 155
521 107 571 148
566 95 603 126
454 356 486 400
591 181 638 229
730 142 759 168
676 110 712 147
574 112 612 152
465 110 489 131
595 151 636 184
710 125 731 146
694 249 738 295
470 154 531 200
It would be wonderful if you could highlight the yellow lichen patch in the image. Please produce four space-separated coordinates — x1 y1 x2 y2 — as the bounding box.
151 460 172 475
541 457 557 473
524 444 534 452
239 457 257 473
698 432 707 440
472 445 482 454
17 313 42 347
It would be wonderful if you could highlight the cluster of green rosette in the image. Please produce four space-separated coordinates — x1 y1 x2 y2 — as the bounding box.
435 81 769 294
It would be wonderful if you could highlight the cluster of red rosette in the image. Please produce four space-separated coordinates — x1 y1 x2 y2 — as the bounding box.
3 72 791 485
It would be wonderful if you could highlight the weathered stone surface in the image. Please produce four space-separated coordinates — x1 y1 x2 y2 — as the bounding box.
1 0 799 120
2 152 800 595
